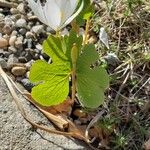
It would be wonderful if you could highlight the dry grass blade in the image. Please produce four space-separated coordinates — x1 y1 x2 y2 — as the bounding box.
85 110 105 141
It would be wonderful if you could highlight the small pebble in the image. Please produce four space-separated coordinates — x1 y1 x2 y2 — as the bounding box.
9 35 17 46
17 3 25 14
35 44 42 51
11 66 27 76
25 60 34 70
20 78 34 91
18 56 27 63
7 54 18 69
0 37 8 48
15 18 27 28
11 30 18 36
3 25 12 35
32 25 44 35
10 8 19 14
15 36 23 49
8 46 17 53
19 28 26 35
25 31 34 39
0 58 7 68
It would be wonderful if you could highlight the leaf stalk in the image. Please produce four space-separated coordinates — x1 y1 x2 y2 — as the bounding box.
84 19 90 45
71 44 78 102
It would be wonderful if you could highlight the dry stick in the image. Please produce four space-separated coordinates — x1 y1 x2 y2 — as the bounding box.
0 66 87 141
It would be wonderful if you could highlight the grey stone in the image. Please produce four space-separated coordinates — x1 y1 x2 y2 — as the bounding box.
25 59 34 70
8 46 17 53
7 54 18 69
18 56 27 63
16 18 27 28
0 76 89 150
9 35 17 46
10 8 19 15
3 25 12 35
20 78 34 91
25 31 34 39
0 49 10 57
17 3 25 14
0 58 7 68
103 53 120 66
19 28 27 35
4 17 14 26
0 13 5 22
36 44 42 51
26 38 33 48
11 30 18 36
15 36 23 49
32 25 44 35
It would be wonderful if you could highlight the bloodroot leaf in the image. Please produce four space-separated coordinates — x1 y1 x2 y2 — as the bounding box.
76 44 109 108
29 32 82 106
29 34 72 106
31 73 69 106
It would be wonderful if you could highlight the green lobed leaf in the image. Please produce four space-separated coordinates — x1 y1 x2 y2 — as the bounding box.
29 32 82 106
76 44 109 108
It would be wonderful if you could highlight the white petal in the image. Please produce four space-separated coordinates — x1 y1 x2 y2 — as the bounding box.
27 0 47 25
99 27 109 49
69 0 78 14
60 0 84 30
43 0 62 30
55 0 78 25
36 0 48 25
63 0 78 22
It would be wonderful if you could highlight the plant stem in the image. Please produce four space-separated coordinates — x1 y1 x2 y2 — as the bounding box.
71 20 79 34
71 44 78 102
71 65 76 103
56 30 60 37
84 19 90 45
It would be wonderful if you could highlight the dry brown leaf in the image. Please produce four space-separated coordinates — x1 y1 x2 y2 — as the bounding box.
24 92 73 115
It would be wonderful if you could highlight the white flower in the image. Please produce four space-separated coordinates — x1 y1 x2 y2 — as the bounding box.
27 0 84 31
